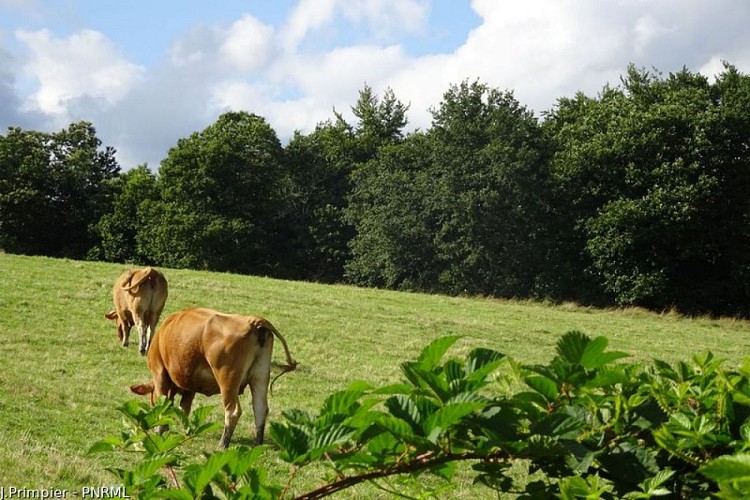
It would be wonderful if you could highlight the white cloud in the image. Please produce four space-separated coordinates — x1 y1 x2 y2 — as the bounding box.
3 0 750 169
281 0 337 53
340 0 429 38
218 15 275 73
280 0 429 53
633 16 675 54
169 14 276 75
15 28 144 117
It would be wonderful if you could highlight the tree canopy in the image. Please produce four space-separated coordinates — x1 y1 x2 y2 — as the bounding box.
2 64 749 316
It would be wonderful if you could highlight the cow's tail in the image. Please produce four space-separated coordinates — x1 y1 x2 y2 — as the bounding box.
266 323 298 392
122 267 154 292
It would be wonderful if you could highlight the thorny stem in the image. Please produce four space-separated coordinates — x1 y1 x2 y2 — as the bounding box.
166 464 180 488
281 464 300 500
293 450 511 500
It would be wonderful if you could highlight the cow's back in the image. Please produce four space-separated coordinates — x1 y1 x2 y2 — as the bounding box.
149 308 269 396
128 268 168 311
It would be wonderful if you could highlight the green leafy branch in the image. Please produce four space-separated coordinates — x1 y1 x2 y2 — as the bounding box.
92 331 750 498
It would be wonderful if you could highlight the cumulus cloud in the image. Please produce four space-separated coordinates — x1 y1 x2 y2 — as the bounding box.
339 0 429 38
2 0 750 169
15 28 144 117
218 15 275 73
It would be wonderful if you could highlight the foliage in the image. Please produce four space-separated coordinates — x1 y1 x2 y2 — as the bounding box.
89 397 280 498
346 132 442 290
347 80 553 298
137 111 285 274
94 331 750 498
280 119 357 282
4 64 750 317
280 85 409 283
90 164 157 263
547 63 750 315
0 121 119 259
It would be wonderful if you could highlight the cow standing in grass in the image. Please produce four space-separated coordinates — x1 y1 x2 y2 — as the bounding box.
105 267 168 355
130 307 298 448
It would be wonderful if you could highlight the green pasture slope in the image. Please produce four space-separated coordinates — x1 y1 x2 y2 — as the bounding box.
2 252 750 496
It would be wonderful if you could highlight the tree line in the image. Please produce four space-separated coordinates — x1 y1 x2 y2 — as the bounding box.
2 63 749 317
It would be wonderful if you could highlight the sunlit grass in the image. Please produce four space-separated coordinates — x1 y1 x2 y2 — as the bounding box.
1 252 749 494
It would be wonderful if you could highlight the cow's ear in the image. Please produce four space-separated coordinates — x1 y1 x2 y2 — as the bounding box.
105 310 118 320
130 383 153 395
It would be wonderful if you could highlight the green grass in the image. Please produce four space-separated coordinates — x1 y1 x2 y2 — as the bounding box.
1 252 750 496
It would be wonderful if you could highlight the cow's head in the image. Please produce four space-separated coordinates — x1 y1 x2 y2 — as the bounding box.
130 382 156 405
105 310 133 347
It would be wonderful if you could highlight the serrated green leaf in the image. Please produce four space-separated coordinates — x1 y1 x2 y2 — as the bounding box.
184 449 235 494
524 375 559 402
576 335 631 370
444 359 466 384
223 445 265 477
188 405 215 427
376 413 418 441
322 389 365 416
87 436 123 454
268 423 310 463
345 380 374 392
598 441 660 485
700 454 750 482
430 460 456 481
133 455 176 479
530 412 583 439
415 335 461 370
512 391 551 414
524 434 567 457
586 365 631 388
580 335 608 367
423 401 485 442
142 432 184 455
556 330 590 365
401 363 451 401
158 489 195 500
281 408 315 426
366 432 403 458
467 347 505 373
385 395 422 432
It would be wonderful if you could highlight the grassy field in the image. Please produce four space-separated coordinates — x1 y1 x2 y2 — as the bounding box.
2 252 750 496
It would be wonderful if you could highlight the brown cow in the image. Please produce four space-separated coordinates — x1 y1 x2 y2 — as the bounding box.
105 267 168 355
130 307 298 448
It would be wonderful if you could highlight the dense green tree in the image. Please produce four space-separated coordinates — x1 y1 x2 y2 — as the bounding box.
346 132 441 290
347 81 552 298
281 118 356 281
282 85 410 282
0 122 119 259
428 81 553 297
350 84 409 160
0 127 54 255
547 64 750 315
138 112 284 274
90 164 157 263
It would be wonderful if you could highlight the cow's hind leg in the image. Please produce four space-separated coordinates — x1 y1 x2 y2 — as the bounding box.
219 390 242 449
248 347 273 445
153 369 176 434
144 310 161 353
179 391 195 417
134 319 148 356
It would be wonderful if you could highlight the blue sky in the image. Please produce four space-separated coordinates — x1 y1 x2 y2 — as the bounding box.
1 0 749 169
